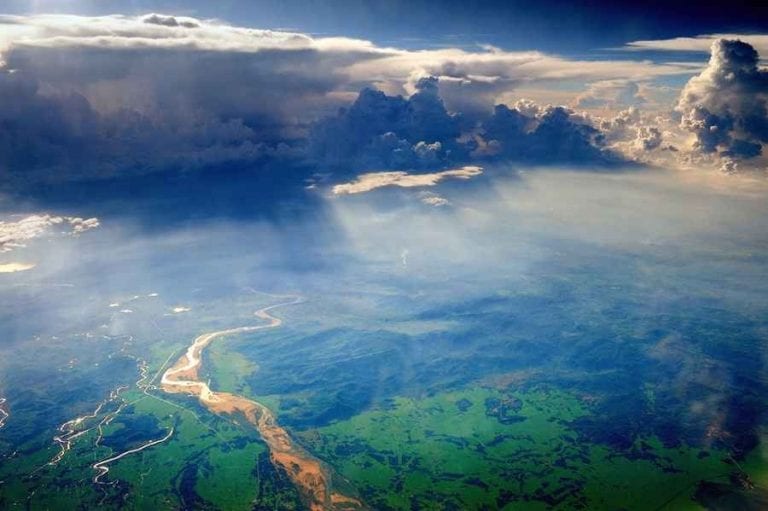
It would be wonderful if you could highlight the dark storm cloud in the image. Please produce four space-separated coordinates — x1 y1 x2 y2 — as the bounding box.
677 39 768 159
479 103 617 164
0 67 304 183
0 14 388 183
309 77 468 171
0 72 104 178
0 12 713 188
310 78 623 171
3 45 345 124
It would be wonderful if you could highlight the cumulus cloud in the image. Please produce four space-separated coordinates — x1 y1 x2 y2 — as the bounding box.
310 77 467 170
0 214 99 253
2 12 759 187
575 79 647 109
720 157 739 175
0 13 705 184
479 101 617 164
345 45 695 116
676 39 768 159
582 40 768 173
312 75 625 171
633 126 664 151
69 217 100 233
593 107 687 167
331 166 482 195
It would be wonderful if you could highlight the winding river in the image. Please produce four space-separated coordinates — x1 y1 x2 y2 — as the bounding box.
161 296 364 511
93 428 174 484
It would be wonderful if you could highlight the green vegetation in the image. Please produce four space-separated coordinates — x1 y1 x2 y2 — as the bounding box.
0 386 301 510
208 343 259 394
299 386 736 510
2 282 767 510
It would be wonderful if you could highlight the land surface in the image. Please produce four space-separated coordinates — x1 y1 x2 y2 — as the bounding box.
1 184 767 510
161 296 365 510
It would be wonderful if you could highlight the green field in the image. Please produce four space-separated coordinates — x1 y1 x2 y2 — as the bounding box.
298 386 738 510
0 373 301 510
1 274 767 510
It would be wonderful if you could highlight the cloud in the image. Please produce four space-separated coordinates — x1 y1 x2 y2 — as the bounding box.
417 191 451 207
310 77 468 170
0 262 35 273
331 166 483 195
633 126 664 151
1 13 755 187
0 13 325 53
0 214 99 253
720 157 739 175
623 34 768 56
142 14 201 29
346 45 696 101
595 107 693 169
312 79 629 171
69 217 100 233
0 14 385 182
0 66 309 182
479 101 617 164
676 39 768 159
574 79 647 109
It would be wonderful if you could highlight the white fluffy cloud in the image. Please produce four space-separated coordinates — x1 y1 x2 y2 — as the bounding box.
677 39 768 158
332 166 483 195
0 214 99 253
633 126 663 151
582 38 768 173
574 79 647 109
599 110 666 153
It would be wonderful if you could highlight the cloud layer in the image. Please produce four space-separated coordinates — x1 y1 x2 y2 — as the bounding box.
0 13 766 187
623 34 768 56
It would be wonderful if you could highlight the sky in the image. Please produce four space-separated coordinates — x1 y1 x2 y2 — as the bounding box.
0 0 766 231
